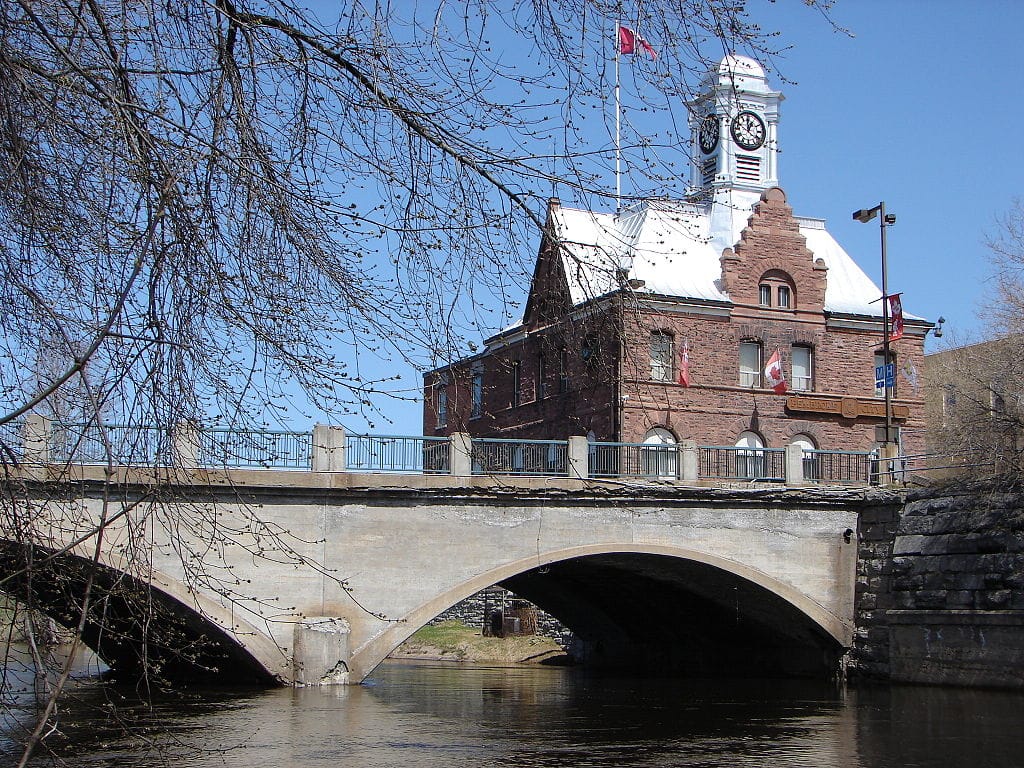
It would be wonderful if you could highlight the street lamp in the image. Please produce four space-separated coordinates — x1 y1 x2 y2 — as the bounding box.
852 202 898 452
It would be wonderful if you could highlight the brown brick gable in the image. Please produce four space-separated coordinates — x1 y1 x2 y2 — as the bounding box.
722 188 828 314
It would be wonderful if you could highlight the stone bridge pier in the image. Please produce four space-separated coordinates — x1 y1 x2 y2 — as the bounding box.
3 469 884 685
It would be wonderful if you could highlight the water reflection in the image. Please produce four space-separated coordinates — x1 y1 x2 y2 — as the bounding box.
3 658 1023 767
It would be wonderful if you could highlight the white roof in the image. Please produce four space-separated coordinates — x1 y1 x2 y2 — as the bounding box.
549 197 906 319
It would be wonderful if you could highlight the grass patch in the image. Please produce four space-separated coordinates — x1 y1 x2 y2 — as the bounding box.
407 620 476 650
395 620 564 664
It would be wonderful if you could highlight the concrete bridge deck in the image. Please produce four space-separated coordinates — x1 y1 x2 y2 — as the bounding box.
1 466 900 685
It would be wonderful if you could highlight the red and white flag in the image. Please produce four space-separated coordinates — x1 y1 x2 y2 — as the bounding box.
618 26 657 59
888 293 904 341
764 348 788 394
678 340 690 387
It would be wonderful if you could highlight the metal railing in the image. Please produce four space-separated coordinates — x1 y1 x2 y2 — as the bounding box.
50 423 169 465
700 446 785 482
471 438 568 476
197 428 312 469
346 434 450 473
34 422 314 469
11 418 893 486
802 449 876 484
590 442 680 479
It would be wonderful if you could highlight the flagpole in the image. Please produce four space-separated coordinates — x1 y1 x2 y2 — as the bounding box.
615 22 621 211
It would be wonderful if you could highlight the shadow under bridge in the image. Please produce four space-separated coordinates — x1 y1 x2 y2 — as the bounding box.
500 551 846 678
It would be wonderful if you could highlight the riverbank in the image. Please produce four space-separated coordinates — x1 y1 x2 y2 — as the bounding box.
389 620 568 665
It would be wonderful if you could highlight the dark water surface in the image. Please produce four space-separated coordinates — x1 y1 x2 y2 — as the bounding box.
5 658 1024 767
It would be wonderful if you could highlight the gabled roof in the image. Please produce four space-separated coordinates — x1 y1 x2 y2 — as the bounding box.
544 195 914 320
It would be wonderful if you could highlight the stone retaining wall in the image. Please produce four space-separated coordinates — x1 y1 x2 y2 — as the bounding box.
430 586 572 647
851 480 1024 688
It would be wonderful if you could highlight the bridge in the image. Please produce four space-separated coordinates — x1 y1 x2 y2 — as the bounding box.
0 419 900 686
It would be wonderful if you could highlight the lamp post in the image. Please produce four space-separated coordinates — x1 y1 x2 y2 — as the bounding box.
852 202 897 453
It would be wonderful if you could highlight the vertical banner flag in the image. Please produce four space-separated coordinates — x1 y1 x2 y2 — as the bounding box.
902 359 920 393
618 26 657 59
764 348 788 394
888 293 904 341
678 340 690 387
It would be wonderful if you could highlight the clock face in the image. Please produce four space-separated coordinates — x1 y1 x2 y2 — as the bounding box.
698 115 719 154
730 110 766 151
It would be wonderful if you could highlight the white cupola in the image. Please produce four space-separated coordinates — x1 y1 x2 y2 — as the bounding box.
688 55 783 203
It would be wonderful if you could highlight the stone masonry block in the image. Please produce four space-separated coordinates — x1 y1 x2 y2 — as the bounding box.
981 590 1012 609
945 590 976 609
898 515 938 536
892 535 927 555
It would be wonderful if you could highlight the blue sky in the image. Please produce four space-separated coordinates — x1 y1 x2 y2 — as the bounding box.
743 0 1020 345
334 1 1023 434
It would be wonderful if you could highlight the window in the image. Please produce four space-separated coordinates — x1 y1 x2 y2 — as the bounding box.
537 353 548 399
989 382 1006 415
874 351 897 398
471 366 483 419
511 360 521 407
758 270 795 310
650 331 673 382
436 386 448 429
434 373 449 429
559 348 569 393
735 431 765 479
739 342 762 388
582 335 599 365
791 345 812 391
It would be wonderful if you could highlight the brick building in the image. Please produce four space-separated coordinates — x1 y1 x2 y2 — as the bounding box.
423 55 932 460
925 336 1023 474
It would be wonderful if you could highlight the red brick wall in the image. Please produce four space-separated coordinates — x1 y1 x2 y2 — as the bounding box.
424 307 622 441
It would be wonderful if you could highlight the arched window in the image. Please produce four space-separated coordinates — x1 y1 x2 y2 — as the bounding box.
735 431 765 479
758 269 796 310
642 427 678 479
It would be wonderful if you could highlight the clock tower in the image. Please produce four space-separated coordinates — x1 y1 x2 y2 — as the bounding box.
688 55 782 230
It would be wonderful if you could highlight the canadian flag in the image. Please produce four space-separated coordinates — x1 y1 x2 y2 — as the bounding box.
618 26 657 59
888 293 904 341
764 348 788 394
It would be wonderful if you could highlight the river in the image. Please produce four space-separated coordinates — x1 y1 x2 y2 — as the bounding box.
3 656 1024 767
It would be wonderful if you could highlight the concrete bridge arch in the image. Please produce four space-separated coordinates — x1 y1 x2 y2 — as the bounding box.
6 471 879 685
0 542 288 684
356 542 852 682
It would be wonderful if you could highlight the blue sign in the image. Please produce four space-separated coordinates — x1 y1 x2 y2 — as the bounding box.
875 364 895 389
